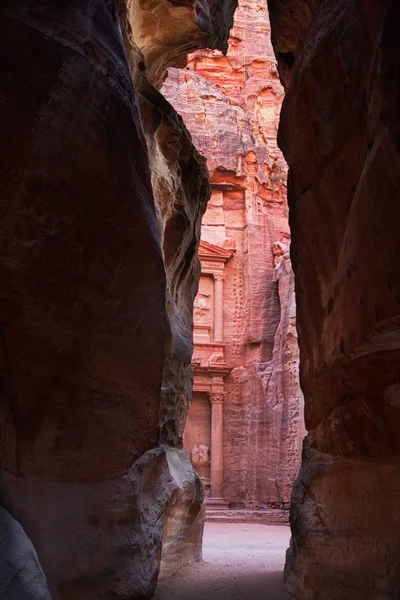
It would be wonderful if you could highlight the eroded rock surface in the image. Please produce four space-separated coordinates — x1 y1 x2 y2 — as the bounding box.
0 0 236 597
267 0 400 598
126 0 238 88
0 448 202 599
163 0 305 509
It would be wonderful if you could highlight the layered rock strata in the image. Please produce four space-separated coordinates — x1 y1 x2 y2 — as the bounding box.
163 0 305 509
0 1 236 598
267 0 400 598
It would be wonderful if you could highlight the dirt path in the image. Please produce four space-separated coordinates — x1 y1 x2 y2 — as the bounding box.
154 522 292 600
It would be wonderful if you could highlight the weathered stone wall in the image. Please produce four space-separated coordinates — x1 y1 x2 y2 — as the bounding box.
163 0 305 509
267 0 400 598
0 1 237 598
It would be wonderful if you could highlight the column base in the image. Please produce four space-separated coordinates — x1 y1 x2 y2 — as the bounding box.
206 497 229 510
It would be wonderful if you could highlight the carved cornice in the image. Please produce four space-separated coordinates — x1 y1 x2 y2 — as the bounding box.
192 365 232 376
199 260 225 274
193 341 225 349
198 240 234 263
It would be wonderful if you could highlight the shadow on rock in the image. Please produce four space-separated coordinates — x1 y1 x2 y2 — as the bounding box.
154 569 291 600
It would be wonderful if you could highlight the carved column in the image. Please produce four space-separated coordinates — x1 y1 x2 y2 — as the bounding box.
213 273 224 342
209 391 225 500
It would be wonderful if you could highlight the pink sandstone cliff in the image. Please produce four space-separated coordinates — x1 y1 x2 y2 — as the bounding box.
163 0 306 509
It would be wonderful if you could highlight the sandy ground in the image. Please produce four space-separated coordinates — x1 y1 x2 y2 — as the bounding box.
154 522 292 600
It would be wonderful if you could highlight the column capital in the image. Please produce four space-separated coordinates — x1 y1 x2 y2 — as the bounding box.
213 272 225 282
210 392 226 405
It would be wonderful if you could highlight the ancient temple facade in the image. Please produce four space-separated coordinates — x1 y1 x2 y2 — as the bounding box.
185 238 233 506
163 0 306 510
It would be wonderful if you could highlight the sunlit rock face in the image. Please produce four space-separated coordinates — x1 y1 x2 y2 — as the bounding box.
0 0 236 598
163 0 305 509
126 0 238 88
267 0 400 598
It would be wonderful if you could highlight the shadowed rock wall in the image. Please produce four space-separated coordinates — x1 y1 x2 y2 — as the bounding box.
267 0 400 598
0 0 236 597
0 506 52 599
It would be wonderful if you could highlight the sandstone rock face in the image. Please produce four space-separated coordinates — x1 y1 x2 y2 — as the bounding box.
0 1 236 597
163 0 305 509
0 447 202 599
1 0 165 484
126 0 238 88
267 0 400 598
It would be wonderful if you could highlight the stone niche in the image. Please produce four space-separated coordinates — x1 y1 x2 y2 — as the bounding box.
184 392 212 487
194 274 214 343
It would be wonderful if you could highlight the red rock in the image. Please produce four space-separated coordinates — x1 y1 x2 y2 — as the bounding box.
267 0 400 598
8 0 400 596
163 0 305 510
0 1 237 597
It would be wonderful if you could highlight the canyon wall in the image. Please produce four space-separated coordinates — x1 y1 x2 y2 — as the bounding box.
163 0 305 509
0 1 236 598
6 0 399 597
267 0 400 598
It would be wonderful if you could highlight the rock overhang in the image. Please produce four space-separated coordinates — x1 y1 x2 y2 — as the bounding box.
125 0 238 87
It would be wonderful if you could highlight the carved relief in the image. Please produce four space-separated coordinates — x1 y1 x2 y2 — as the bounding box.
210 392 226 405
213 272 225 282
190 443 210 481
194 293 211 319
207 352 225 366
199 260 220 271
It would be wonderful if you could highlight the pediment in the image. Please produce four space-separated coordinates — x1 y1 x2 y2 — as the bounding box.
198 240 234 262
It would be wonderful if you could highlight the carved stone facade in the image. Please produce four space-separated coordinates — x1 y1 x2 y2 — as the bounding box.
164 0 306 510
183 187 305 509
183 240 233 506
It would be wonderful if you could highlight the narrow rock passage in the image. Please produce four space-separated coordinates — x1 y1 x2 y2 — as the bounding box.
154 523 291 600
